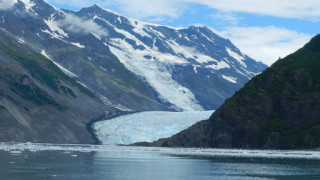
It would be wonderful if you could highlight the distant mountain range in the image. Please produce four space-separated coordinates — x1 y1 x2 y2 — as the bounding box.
0 0 266 143
149 35 320 149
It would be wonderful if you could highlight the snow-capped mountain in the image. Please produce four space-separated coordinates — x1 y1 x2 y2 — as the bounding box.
0 0 267 112
71 5 267 111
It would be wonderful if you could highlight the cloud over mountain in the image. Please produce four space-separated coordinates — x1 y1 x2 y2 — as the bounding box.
0 0 17 10
56 14 108 36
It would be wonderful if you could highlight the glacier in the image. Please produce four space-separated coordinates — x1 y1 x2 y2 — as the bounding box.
93 111 214 145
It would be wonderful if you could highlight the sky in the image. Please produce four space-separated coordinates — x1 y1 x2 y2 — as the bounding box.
46 0 319 66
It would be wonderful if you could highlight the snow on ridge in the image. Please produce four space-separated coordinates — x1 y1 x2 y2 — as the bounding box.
200 32 214 43
88 4 122 17
91 32 101 40
193 65 200 74
89 4 182 32
222 75 237 83
17 37 25 44
129 19 152 38
41 50 78 78
44 14 68 38
205 61 230 70
71 42 85 48
149 27 166 38
20 0 35 12
226 47 247 68
96 16 148 48
41 29 68 42
100 95 133 112
91 4 183 31
93 110 214 145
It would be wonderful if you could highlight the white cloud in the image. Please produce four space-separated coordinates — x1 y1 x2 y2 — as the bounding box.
105 0 186 20
215 26 312 65
210 12 242 25
46 0 93 9
48 0 186 20
0 0 17 10
187 0 320 21
56 14 108 36
46 0 315 66
49 0 320 22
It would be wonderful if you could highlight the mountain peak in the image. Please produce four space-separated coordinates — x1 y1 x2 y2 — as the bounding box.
305 34 320 50
81 3 122 17
88 3 102 10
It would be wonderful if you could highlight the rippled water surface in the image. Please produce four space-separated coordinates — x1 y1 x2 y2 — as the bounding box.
1 143 320 179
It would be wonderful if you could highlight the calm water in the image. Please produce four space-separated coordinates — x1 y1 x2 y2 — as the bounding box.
1 143 320 180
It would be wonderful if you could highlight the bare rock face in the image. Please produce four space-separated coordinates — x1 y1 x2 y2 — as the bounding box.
151 35 320 149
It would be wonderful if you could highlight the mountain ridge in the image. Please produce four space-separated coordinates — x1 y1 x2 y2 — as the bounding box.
148 35 320 149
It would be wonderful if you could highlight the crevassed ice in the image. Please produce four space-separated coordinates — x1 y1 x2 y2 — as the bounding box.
93 111 214 145
109 46 203 111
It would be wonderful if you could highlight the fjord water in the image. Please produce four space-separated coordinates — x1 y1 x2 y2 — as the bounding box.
1 143 320 179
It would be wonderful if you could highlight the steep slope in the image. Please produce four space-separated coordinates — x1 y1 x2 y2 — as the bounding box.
0 28 107 143
74 5 267 110
0 0 266 112
0 0 169 112
151 35 320 149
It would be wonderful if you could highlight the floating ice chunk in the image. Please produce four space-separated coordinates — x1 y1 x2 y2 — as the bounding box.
1 143 320 160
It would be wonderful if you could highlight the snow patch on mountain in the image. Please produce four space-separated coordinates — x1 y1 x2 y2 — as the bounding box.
44 14 68 38
70 42 85 48
20 0 35 12
222 75 237 83
99 95 133 112
166 40 217 64
205 61 230 70
41 29 69 43
93 110 214 145
129 19 152 38
17 37 25 43
41 50 78 78
226 47 246 67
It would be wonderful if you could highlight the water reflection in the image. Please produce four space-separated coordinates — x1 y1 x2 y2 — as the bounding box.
0 149 320 179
